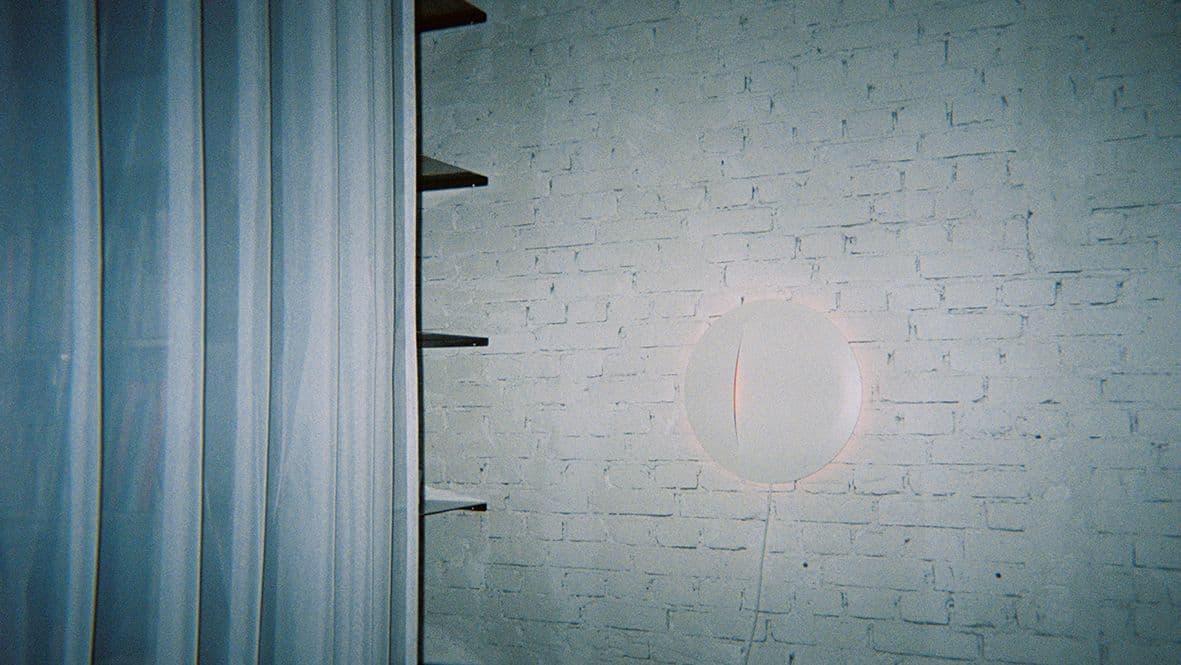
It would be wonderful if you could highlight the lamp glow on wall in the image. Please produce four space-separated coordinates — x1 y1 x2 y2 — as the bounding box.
684 300 862 484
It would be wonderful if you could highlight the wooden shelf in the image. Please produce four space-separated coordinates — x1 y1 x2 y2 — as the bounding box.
416 0 486 33
418 155 488 191
423 485 487 515
418 332 489 348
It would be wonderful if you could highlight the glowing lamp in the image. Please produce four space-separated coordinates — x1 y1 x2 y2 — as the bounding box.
684 300 861 484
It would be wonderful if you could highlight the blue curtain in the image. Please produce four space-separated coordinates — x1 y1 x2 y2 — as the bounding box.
0 0 410 662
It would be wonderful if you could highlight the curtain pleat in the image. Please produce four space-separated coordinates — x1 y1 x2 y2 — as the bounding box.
198 1 272 663
0 0 404 662
333 1 396 661
260 1 340 661
0 1 102 662
389 0 420 661
62 1 104 661
93 0 205 660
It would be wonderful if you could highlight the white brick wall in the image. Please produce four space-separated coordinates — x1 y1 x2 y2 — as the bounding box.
419 1 1181 663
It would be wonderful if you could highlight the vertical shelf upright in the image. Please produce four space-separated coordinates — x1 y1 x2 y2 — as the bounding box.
415 0 489 515
414 4 490 663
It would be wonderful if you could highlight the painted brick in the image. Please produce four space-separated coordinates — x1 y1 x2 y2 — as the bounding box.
912 310 1024 340
852 465 907 496
1104 373 1181 404
867 404 955 436
912 466 1031 500
919 249 1029 278
887 283 943 311
898 591 951 625
819 255 918 282
582 600 667 632
1133 536 1181 571
871 622 980 659
773 523 838 558
741 234 796 263
798 231 843 259
651 461 701 489
838 434 930 466
724 259 814 289
948 591 1019 630
983 501 1028 532
1001 277 1058 306
678 490 766 521
1057 275 1122 306
418 1 1181 662
983 633 1094 664
668 607 751 640
941 278 1001 309
878 495 984 529
1134 602 1181 642
653 517 701 549
820 555 934 591
843 587 900 620
877 370 985 404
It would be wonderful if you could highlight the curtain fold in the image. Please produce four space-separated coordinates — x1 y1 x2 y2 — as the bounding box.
0 1 102 662
92 1 206 659
261 0 343 659
330 0 396 660
0 0 407 662
198 0 272 662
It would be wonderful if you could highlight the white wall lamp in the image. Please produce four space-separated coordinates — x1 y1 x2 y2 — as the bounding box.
684 300 862 484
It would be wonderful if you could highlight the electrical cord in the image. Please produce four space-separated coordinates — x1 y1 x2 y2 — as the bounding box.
742 488 774 665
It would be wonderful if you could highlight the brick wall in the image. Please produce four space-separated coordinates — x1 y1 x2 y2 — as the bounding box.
418 1 1180 662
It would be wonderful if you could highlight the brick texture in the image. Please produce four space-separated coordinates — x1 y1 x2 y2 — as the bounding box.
419 1 1181 663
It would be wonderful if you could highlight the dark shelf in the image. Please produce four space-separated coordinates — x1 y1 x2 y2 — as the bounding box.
418 155 488 191
416 0 486 33
418 332 489 348
423 485 488 515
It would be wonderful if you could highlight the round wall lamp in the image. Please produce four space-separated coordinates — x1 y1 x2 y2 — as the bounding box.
684 300 862 484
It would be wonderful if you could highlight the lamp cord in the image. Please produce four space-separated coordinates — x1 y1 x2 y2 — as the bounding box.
742 489 774 665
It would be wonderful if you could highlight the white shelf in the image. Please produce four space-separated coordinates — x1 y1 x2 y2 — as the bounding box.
423 485 487 515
